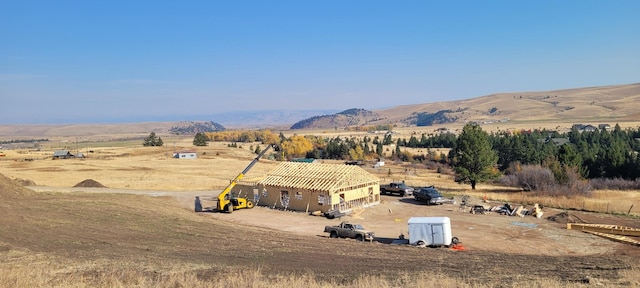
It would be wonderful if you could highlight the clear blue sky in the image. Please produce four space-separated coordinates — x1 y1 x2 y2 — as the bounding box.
2 1 639 124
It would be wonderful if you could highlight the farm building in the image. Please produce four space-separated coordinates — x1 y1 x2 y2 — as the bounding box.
52 150 75 159
173 151 197 159
235 162 380 213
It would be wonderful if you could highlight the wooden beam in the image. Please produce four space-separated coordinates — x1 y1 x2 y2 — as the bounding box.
567 223 640 237
581 230 640 246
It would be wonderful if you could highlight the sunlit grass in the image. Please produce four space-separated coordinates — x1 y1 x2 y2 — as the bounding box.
2 250 627 288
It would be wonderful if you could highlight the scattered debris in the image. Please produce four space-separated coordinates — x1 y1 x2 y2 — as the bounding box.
458 195 471 212
450 243 466 251
467 202 545 218
471 205 486 214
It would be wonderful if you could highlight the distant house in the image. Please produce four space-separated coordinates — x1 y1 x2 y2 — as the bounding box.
598 124 611 130
52 150 74 159
173 151 197 159
547 137 570 146
572 124 597 132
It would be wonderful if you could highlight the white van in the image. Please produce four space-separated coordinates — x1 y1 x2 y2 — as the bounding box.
408 216 459 247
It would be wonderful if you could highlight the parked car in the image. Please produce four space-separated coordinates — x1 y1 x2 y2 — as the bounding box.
414 186 446 205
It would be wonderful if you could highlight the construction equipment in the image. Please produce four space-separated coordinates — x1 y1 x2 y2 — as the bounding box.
195 144 278 213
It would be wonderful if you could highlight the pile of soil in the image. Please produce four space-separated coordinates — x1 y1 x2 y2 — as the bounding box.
0 174 33 198
14 178 36 186
73 179 107 188
546 211 587 224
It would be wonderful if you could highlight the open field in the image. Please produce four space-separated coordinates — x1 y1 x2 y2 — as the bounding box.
1 138 640 287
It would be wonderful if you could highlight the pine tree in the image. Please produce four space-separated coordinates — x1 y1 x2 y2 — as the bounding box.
453 123 498 189
193 132 208 146
143 132 162 147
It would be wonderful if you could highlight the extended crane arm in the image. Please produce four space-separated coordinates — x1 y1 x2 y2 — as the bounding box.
216 144 277 210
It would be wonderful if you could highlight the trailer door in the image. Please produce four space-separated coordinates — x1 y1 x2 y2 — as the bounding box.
431 224 445 245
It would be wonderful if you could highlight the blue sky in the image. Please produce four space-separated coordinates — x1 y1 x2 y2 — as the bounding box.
1 1 639 124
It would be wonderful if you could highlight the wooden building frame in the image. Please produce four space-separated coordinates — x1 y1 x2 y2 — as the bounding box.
235 162 380 213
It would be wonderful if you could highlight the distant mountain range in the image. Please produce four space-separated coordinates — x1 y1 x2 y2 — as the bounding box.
1 83 638 137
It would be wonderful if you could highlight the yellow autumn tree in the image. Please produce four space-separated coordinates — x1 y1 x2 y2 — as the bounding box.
281 135 313 158
348 145 365 161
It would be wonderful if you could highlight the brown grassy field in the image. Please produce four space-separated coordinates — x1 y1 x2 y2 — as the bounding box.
1 136 640 287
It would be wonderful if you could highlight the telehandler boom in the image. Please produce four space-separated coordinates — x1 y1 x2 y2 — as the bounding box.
195 144 277 213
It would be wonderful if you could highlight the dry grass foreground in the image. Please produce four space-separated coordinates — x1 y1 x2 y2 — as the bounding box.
1 143 639 287
1 172 638 288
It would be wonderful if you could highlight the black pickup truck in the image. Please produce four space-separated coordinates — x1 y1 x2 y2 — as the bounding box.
413 186 446 205
380 182 414 196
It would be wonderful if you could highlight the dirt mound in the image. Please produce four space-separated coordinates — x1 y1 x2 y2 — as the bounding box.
0 173 34 198
546 211 587 224
73 179 107 188
14 178 36 186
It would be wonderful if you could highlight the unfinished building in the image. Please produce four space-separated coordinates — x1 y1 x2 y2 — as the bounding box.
235 161 380 214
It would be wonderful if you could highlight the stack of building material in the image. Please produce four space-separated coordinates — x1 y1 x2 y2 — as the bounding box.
567 223 640 246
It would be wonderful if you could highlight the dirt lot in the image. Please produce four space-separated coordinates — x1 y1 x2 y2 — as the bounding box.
0 178 631 287
2 143 640 286
33 185 638 257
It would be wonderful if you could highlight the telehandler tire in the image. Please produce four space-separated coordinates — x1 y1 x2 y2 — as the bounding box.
246 200 255 209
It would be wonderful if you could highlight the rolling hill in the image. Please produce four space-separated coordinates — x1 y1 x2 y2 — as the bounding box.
291 82 640 129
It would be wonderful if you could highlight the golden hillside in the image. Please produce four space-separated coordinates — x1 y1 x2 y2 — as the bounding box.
374 82 640 126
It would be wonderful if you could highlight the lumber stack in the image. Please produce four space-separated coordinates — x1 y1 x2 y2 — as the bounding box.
567 223 640 246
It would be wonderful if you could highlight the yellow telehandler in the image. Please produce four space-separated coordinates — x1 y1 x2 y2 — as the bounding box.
195 144 278 213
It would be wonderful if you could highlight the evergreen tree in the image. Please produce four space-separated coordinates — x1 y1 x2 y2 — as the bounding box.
453 123 498 189
143 132 163 147
193 132 208 146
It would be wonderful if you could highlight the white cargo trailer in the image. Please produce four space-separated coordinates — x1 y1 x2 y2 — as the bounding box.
408 216 458 247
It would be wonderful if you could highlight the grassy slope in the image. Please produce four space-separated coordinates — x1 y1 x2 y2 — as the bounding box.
0 172 637 287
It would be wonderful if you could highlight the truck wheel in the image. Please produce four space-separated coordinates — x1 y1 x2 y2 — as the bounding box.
330 231 338 238
451 237 460 244
416 240 426 247
355 234 363 242
380 189 386 195
246 200 255 209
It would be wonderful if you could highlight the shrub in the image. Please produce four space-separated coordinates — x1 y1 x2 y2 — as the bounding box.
589 177 640 190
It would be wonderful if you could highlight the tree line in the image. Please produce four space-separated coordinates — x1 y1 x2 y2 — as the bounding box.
197 123 640 191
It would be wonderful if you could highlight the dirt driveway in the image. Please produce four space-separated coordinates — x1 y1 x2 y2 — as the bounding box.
30 186 639 257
